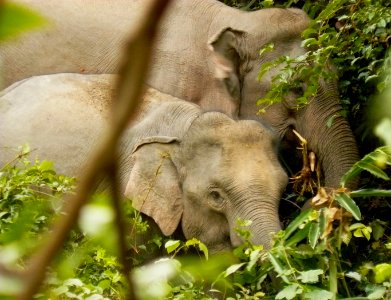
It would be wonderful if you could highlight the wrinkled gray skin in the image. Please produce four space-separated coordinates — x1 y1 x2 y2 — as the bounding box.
0 74 288 252
0 0 359 188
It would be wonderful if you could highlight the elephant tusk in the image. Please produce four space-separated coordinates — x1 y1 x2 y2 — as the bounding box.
309 151 316 172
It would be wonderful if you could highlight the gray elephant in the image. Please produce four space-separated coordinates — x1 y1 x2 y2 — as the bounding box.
0 73 288 252
0 0 359 189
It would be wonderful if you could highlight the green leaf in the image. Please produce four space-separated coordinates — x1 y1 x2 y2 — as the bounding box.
281 209 312 242
367 286 386 299
298 269 323 283
350 189 391 198
198 241 209 260
0 2 46 41
246 249 261 271
371 220 385 241
259 42 274 57
345 271 362 282
356 161 389 180
164 240 181 254
268 253 290 284
308 222 321 249
39 160 54 171
335 193 361 220
275 283 303 300
350 223 372 240
185 238 200 247
285 222 311 247
373 263 391 284
341 146 391 187
224 263 246 277
303 288 333 300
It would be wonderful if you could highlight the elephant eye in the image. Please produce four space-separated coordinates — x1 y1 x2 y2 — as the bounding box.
207 188 226 211
210 190 222 201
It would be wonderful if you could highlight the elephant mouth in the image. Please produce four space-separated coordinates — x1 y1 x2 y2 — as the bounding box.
208 234 233 254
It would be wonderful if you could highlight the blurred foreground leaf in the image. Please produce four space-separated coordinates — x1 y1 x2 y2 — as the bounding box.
0 2 46 41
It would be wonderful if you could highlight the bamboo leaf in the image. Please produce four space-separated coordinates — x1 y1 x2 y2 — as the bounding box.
335 193 361 220
341 146 391 187
350 189 391 198
356 161 390 180
281 209 312 242
285 222 310 247
309 222 321 249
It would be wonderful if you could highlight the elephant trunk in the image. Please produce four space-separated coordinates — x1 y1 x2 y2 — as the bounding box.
229 199 281 250
297 81 360 189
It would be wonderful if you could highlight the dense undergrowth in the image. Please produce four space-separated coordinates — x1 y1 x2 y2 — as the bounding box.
0 145 391 299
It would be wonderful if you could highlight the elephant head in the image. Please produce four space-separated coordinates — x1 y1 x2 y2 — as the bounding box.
206 7 359 188
125 110 288 252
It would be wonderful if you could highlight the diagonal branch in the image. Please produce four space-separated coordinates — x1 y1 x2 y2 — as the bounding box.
15 1 171 299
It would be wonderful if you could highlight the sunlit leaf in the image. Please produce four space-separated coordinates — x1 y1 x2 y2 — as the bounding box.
246 249 261 271
373 263 391 284
39 160 54 171
164 240 181 254
350 223 372 240
198 241 209 260
275 283 303 300
298 269 323 283
367 286 386 299
345 271 362 282
224 263 246 277
78 204 114 236
185 238 200 247
303 288 333 300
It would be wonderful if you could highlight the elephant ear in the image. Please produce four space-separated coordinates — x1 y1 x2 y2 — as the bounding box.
208 27 244 102
125 136 183 236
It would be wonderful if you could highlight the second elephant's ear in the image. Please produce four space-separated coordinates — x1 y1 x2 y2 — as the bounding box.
208 27 244 101
125 137 183 236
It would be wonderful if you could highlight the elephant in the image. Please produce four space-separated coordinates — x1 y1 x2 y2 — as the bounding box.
0 73 288 252
0 0 359 189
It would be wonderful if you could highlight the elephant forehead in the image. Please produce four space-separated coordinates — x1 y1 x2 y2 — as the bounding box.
222 143 284 178
220 123 276 149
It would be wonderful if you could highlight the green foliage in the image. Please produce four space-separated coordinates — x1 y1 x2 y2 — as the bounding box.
256 0 391 117
1 149 390 298
0 2 46 42
0 156 130 298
